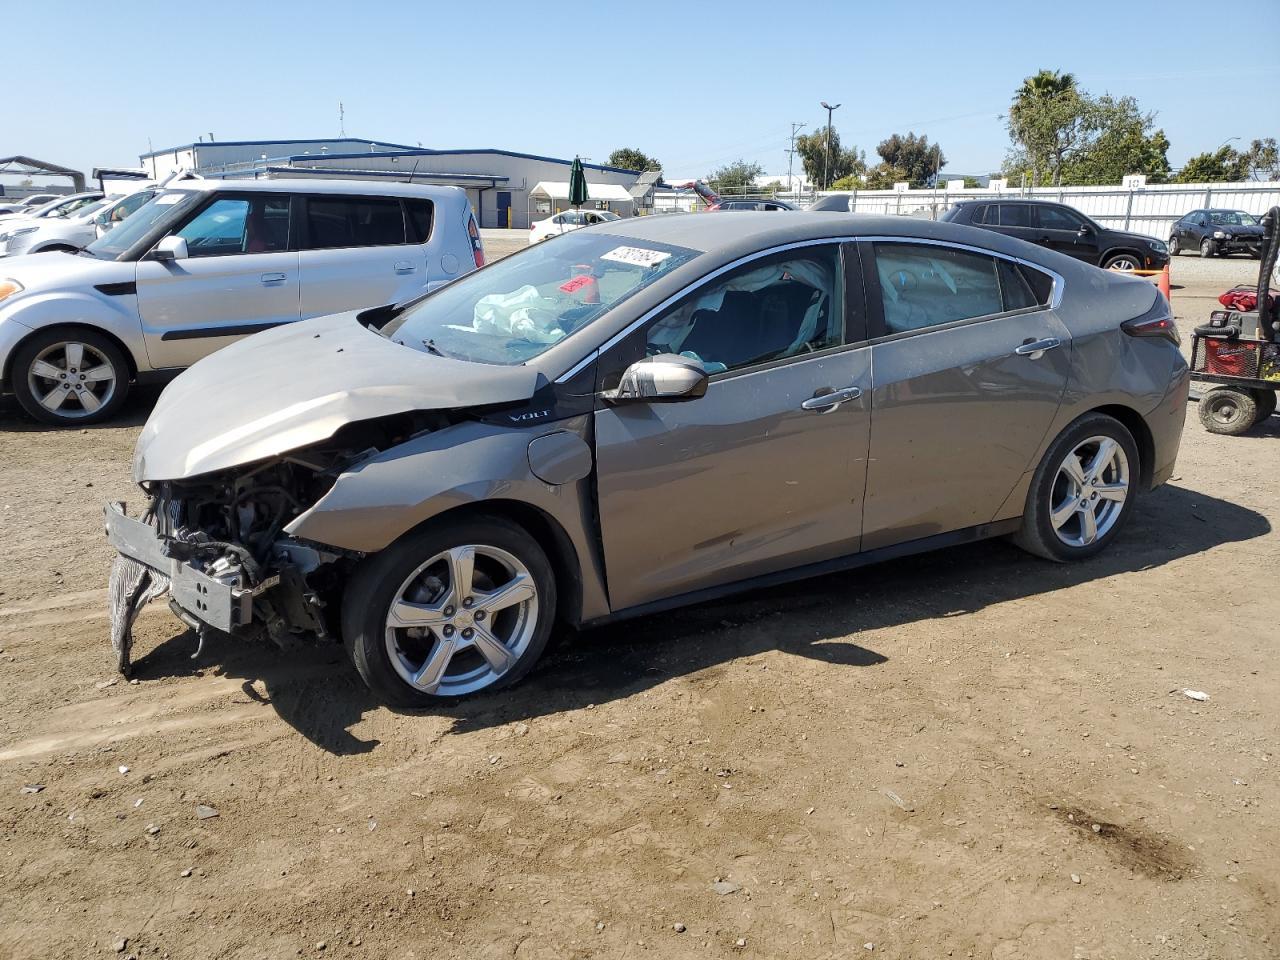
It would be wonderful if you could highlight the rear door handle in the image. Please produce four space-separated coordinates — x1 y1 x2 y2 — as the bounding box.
394 260 416 274
801 385 862 412
1014 337 1062 359
260 272 288 284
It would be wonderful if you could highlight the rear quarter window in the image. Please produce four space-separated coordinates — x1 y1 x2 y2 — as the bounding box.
405 199 433 243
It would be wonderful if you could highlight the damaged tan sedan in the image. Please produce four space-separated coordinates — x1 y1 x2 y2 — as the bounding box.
107 213 1188 705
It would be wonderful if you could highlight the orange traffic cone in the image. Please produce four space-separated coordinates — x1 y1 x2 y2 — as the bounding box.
1158 264 1171 306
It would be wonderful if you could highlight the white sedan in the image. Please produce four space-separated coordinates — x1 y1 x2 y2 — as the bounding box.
529 208 620 243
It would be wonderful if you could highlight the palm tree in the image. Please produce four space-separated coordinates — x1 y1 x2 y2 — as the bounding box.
1009 70 1080 186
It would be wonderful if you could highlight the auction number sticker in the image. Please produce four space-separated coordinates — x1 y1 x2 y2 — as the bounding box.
601 246 672 268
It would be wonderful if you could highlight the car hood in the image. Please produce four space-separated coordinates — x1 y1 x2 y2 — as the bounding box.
1211 223 1265 236
133 311 543 482
1108 229 1164 246
0 250 130 288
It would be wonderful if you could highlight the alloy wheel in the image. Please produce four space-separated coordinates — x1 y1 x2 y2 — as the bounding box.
383 544 539 696
1049 436 1130 548
26 341 118 419
1106 255 1140 271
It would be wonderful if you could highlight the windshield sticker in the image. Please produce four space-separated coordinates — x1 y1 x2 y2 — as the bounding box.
558 275 596 294
154 194 184 205
601 246 672 268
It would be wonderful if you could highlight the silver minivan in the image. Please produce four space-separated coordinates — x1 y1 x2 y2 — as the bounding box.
0 179 484 425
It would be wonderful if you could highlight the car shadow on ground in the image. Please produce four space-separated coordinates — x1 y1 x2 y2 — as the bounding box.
0 386 163 431
127 482 1269 755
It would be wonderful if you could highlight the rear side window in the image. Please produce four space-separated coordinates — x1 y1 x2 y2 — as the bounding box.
966 204 986 224
997 204 1031 227
874 242 1013 333
304 196 406 249
405 199 433 243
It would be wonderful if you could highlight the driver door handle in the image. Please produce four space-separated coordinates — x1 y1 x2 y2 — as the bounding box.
1015 337 1062 359
801 385 862 412
260 272 288 284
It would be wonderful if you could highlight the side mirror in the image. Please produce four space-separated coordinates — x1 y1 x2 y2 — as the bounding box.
608 355 708 404
1077 223 1094 236
151 235 188 261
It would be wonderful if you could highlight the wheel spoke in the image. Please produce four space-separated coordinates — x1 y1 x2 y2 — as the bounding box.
81 364 114 383
446 546 475 604
469 625 514 673
1078 504 1098 544
411 636 458 693
30 360 63 380
78 388 102 413
477 573 535 615
64 343 84 370
1060 453 1086 488
1086 438 1117 482
388 598 450 628
39 386 68 411
1094 482 1127 503
1050 497 1078 530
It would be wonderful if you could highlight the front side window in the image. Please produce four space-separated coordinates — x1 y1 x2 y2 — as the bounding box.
1036 205 1085 230
304 196 405 249
175 195 290 257
380 231 699 365
643 246 843 374
874 242 1016 333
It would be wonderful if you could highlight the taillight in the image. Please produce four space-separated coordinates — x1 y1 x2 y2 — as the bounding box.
467 216 484 267
1122 312 1180 346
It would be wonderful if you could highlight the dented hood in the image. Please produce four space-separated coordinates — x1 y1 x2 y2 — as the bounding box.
133 311 542 482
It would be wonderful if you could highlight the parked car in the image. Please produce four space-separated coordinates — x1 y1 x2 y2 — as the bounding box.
1168 209 1264 258
0 190 156 257
942 199 1169 272
529 208 621 243
0 191 104 224
708 198 798 211
0 193 60 216
0 179 484 425
104 211 1187 705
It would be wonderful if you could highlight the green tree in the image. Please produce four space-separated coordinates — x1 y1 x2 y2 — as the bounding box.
1060 96 1171 184
863 164 909 190
706 159 765 194
1243 138 1279 180
795 126 866 188
1175 147 1249 183
606 147 661 172
875 132 945 187
1007 69 1086 186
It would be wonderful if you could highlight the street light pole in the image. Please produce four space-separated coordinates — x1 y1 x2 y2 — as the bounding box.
820 101 840 190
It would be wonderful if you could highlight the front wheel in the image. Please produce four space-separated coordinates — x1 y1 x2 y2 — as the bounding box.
11 327 130 426
1200 238 1216 258
1103 252 1142 271
1012 413 1140 562
342 515 557 706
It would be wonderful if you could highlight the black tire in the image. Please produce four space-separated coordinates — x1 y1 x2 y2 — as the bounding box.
1198 387 1258 436
1200 238 1215 259
1102 252 1142 271
11 327 131 426
1251 388 1276 422
1167 236 1180 257
342 514 557 707
1012 413 1141 563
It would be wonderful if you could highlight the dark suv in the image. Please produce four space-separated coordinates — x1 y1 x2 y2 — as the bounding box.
941 199 1169 272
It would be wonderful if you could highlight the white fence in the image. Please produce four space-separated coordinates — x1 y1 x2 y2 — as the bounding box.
653 180 1280 239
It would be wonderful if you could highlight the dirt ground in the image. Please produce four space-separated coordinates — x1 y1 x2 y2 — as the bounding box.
1 253 1276 960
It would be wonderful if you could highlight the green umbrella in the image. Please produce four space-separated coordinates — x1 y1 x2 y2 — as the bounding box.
569 156 589 211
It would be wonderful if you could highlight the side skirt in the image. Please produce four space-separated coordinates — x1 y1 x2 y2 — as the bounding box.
581 518 1024 629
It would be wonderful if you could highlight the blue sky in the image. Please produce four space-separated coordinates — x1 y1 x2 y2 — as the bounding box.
8 0 1279 181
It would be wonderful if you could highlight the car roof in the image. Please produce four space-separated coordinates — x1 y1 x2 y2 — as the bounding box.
164 177 465 200
593 210 1049 259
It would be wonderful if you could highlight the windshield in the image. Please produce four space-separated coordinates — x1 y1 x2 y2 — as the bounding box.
381 231 700 364
71 199 111 220
44 195 102 219
1209 210 1259 226
84 189 202 260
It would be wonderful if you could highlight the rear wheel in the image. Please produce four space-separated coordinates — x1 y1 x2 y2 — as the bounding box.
11 328 130 426
342 516 557 706
1198 387 1258 435
1013 414 1139 562
1167 236 1180 257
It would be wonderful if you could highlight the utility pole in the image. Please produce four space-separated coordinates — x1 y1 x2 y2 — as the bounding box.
785 122 805 195
820 101 841 190
339 102 346 138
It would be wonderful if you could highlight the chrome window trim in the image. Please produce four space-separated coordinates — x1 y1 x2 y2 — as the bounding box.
554 235 1064 384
